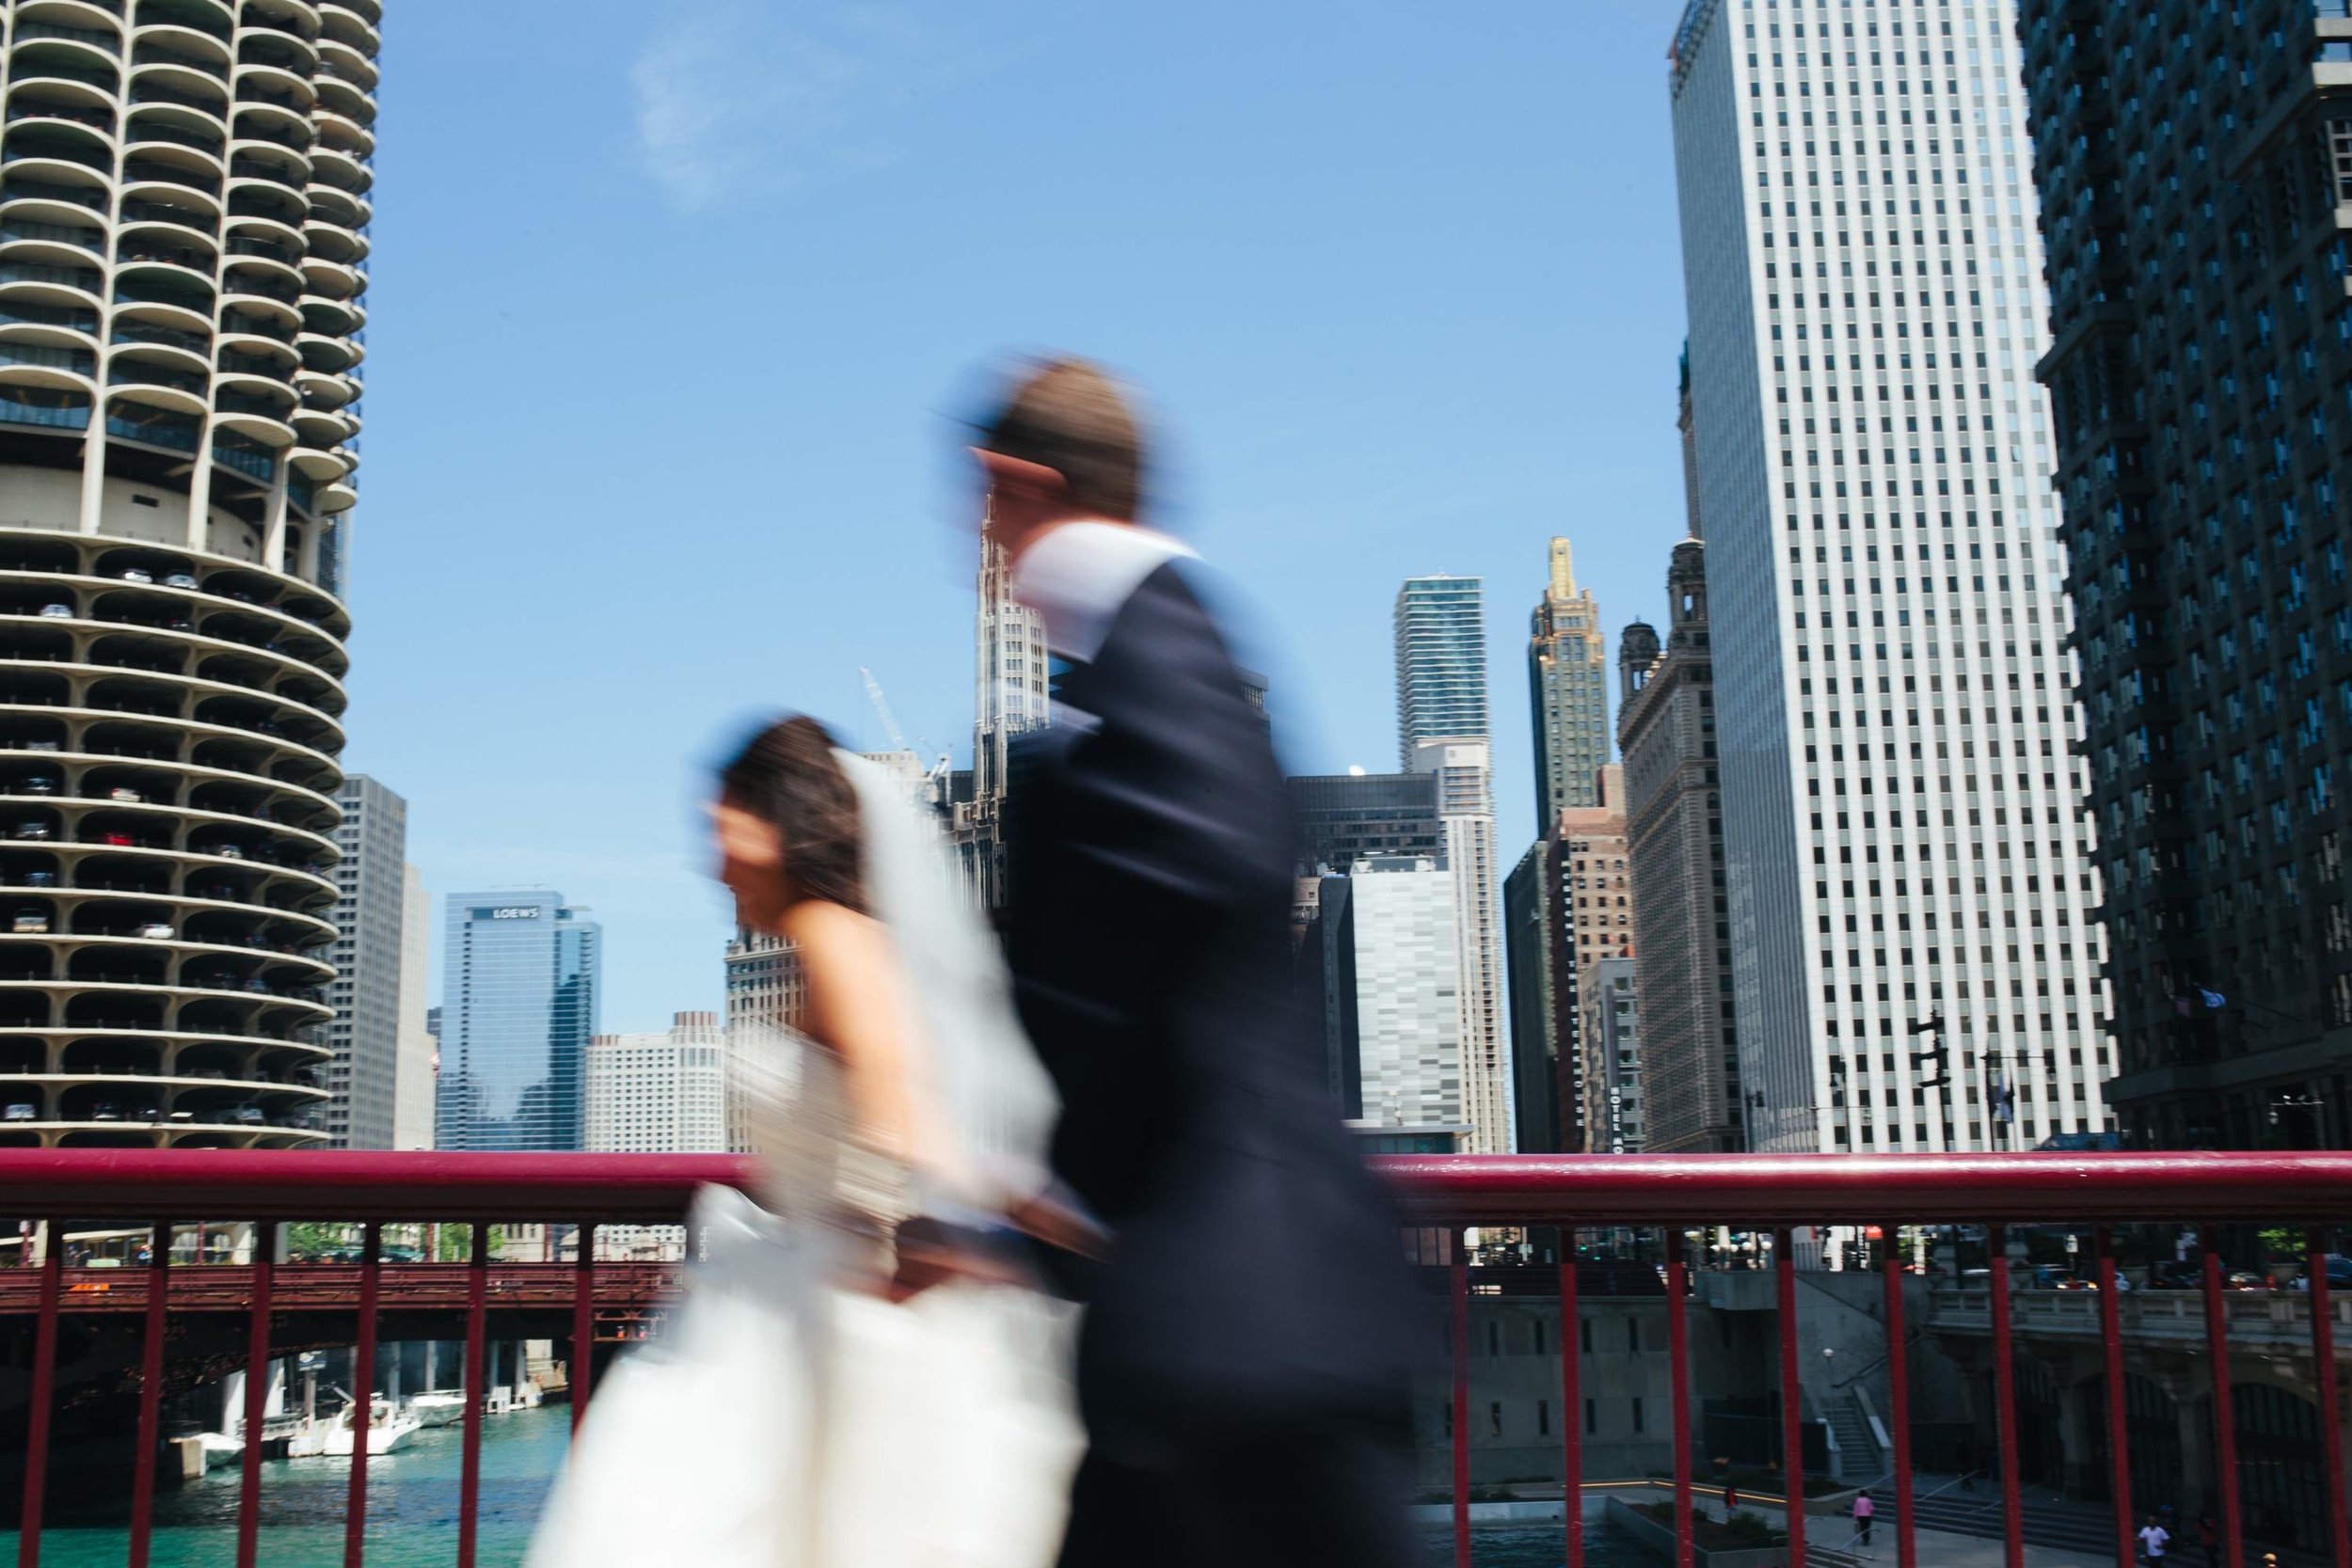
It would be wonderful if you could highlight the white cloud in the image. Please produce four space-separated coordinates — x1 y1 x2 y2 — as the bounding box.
628 1 1001 214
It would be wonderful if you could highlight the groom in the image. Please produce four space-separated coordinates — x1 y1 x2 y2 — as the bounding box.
975 358 1418 1568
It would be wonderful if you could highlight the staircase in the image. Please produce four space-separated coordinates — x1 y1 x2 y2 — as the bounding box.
1898 1487 2118 1557
1821 1396 1879 1482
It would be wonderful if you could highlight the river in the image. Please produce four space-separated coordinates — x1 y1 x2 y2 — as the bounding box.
0 1408 1652 1567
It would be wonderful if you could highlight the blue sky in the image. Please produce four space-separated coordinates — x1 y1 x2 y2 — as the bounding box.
348 0 1696 1031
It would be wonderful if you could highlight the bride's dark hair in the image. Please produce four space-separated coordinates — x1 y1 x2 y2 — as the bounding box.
718 715 868 914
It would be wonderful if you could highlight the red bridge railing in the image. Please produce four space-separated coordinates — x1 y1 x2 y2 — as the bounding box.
0 1148 2343 1568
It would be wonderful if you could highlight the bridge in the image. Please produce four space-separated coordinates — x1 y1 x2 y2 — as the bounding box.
0 1148 2340 1568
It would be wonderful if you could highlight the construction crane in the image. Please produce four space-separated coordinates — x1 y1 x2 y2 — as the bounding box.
859 669 953 804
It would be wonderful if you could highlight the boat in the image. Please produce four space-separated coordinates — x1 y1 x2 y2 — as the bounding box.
405 1390 466 1429
323 1407 421 1457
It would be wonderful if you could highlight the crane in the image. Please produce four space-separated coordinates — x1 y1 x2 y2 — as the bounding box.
859 668 953 804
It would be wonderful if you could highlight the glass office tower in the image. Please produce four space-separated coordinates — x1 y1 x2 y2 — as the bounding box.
435 891 600 1151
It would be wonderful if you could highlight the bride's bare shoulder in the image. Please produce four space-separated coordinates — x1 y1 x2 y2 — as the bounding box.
779 899 893 961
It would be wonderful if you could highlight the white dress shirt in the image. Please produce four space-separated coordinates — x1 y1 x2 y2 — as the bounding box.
1009 519 1198 664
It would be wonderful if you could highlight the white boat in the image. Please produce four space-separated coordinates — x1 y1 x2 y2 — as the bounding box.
405 1390 466 1429
323 1409 421 1457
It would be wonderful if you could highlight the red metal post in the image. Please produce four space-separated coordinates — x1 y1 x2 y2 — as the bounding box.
343 1220 381 1568
458 1223 490 1568
1773 1228 1808 1568
1561 1251 1582 1568
1988 1226 2025 1568
2307 1226 2348 1568
2095 1226 2134 1568
128 1221 169 1568
572 1223 596 1433
1667 1227 1692 1568
235 1221 276 1568
2195 1226 2244 1568
16 1228 63 1568
1881 1222 1916 1568
1451 1230 1470 1568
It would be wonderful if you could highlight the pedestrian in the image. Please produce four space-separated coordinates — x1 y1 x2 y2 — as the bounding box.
1854 1489 1876 1547
2139 1514 2172 1566
2195 1514 2218 1568
1724 1482 1740 1514
977 356 1420 1568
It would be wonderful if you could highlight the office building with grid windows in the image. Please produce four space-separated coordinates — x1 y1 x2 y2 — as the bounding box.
1670 0 2110 1153
1528 539 1611 830
1395 577 1490 768
2019 0 2352 1150
586 1011 726 1155
434 891 599 1152
323 774 404 1148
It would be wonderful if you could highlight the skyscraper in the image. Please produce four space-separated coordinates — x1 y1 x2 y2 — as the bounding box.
1409 737 1508 1151
1671 0 2109 1153
1620 544 1743 1152
1552 769 1630 1151
1394 577 1490 768
1503 841 1561 1150
586 1011 728 1155
1581 955 1643 1155
2018 1 2352 1151
394 863 434 1149
0 5 377 1147
952 504 1048 908
1340 855 1463 1134
1288 770 1443 875
1528 539 1611 829
325 776 406 1148
435 893 600 1152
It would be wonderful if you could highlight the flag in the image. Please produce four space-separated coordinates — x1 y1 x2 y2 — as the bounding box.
2198 988 2227 1010
1994 1082 2015 1125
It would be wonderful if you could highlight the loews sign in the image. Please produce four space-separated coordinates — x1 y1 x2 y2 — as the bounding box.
476 906 543 920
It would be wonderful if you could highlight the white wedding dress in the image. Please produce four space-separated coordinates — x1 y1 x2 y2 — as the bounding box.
524 754 1082 1568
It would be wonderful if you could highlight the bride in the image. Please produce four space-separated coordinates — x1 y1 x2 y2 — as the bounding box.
526 716 1086 1568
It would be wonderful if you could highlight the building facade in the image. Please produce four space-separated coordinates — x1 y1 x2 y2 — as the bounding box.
1620 544 1744 1152
2019 0 2352 1149
1395 577 1490 768
324 775 403 1148
1581 954 1643 1154
952 503 1048 909
1553 771 1630 1152
586 1010 728 1155
393 863 433 1149
1504 841 1563 1151
1670 0 2110 1153
434 892 600 1152
1528 539 1612 831
1342 855 1462 1133
0 3 379 1148
1411 737 1509 1151
1289 770 1443 874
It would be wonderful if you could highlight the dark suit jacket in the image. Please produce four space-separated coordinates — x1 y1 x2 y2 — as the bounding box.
1004 561 1415 1455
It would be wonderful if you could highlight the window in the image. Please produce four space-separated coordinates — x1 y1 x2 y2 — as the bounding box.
1584 1399 1597 1436
1632 1398 1645 1434
1628 1319 1641 1353
1538 1400 1551 1436
1489 1402 1503 1438
1581 1317 1593 1354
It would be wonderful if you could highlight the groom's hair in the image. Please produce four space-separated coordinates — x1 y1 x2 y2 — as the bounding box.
976 356 1146 521
719 715 868 915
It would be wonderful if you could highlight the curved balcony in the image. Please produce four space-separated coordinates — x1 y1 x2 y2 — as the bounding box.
103 355 208 417
0 131 114 186
0 388 92 436
302 182 361 228
118 154 221 203
11 24 125 71
107 316 208 366
304 141 366 196
6 55 121 108
239 0 322 39
308 105 370 161
132 0 232 40
0 784 341 868
0 339 97 402
291 328 354 375
212 393 295 451
0 216 104 265
125 76 227 124
228 59 312 116
315 2 376 55
0 179 106 227
0 260 103 312
112 265 215 325
3 97 116 144
128 40 227 91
